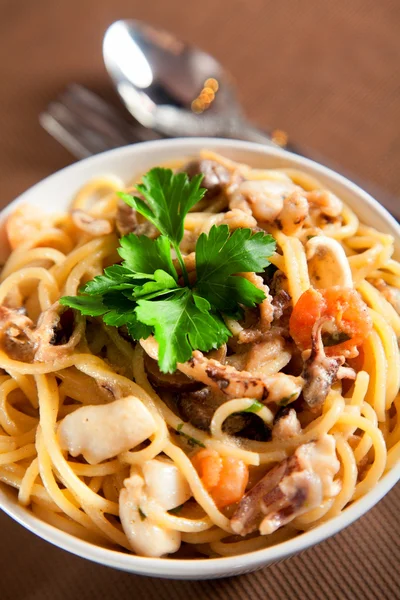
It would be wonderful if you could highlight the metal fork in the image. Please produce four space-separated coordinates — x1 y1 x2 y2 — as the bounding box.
39 84 162 159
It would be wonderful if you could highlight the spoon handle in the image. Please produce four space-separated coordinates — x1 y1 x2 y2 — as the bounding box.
228 120 278 147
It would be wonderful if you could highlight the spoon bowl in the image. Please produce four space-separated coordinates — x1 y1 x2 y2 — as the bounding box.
103 20 273 143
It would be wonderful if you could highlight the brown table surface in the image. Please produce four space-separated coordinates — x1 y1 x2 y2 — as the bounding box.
0 1 400 598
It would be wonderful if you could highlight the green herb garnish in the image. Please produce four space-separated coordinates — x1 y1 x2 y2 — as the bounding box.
242 400 264 413
176 423 206 448
322 331 351 347
118 168 205 287
278 392 297 407
169 504 184 515
61 168 276 373
195 225 275 312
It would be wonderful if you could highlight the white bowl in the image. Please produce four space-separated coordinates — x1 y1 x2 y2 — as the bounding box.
1 138 399 579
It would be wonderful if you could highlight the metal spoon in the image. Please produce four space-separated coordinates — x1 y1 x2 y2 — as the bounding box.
103 19 276 146
102 19 400 218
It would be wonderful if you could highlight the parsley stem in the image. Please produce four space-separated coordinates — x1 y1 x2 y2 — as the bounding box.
173 243 190 287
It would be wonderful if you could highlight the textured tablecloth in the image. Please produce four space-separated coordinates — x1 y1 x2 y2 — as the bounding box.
0 1 399 598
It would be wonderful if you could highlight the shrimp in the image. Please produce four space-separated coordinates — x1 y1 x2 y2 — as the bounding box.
228 180 342 231
229 180 298 222
277 191 309 236
192 448 249 508
6 204 50 250
197 209 258 236
305 190 343 218
219 208 258 231
289 287 372 357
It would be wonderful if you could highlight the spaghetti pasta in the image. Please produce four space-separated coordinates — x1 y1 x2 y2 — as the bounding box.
0 150 399 559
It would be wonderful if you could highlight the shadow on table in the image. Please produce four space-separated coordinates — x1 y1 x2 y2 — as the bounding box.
1 483 399 600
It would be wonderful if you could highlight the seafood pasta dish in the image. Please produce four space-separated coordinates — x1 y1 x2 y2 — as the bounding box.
0 150 399 559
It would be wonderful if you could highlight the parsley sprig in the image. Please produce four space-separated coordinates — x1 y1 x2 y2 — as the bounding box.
60 167 276 373
118 168 204 287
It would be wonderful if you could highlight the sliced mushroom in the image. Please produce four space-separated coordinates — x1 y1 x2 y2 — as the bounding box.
269 270 289 297
115 200 138 236
181 159 231 199
144 353 200 392
227 413 271 442
271 290 292 323
177 386 271 441
177 387 223 431
32 302 85 363
71 209 112 236
115 199 158 238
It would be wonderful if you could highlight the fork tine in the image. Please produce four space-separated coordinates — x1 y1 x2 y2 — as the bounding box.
60 84 161 143
41 103 121 157
41 99 133 157
45 100 114 153
40 85 162 159
58 91 137 146
39 110 93 159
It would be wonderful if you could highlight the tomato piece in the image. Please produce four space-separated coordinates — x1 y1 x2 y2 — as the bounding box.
289 286 372 356
289 288 326 351
192 449 249 509
322 287 371 354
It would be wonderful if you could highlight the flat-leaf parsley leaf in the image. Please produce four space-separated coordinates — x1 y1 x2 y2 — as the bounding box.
136 288 230 373
118 168 205 285
195 224 276 312
61 167 276 374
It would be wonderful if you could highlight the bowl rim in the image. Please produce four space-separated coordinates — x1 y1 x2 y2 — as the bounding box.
1 137 399 579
